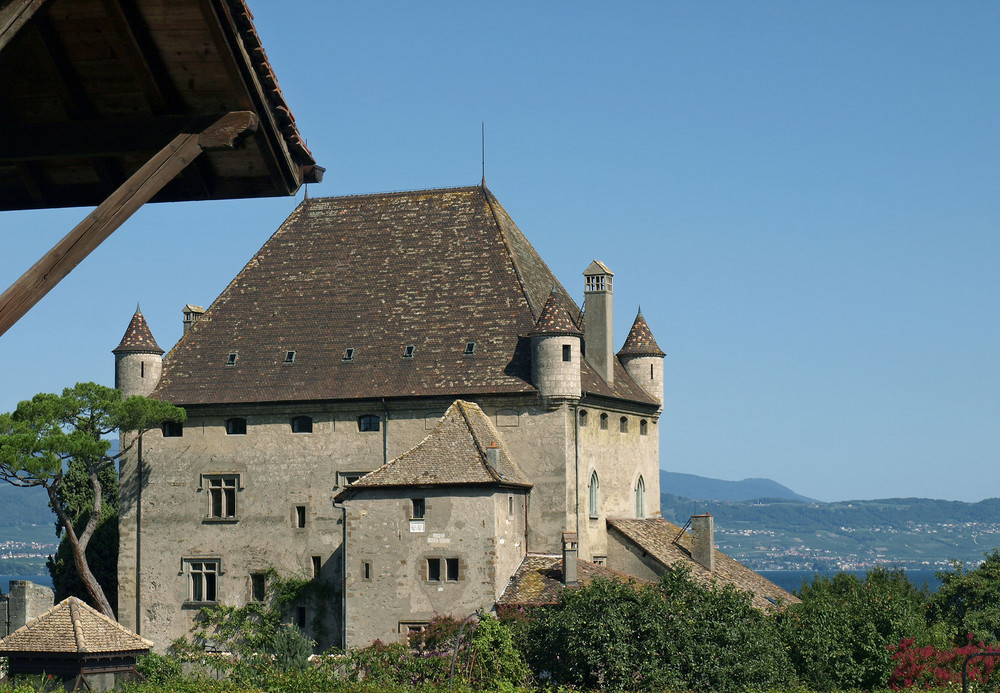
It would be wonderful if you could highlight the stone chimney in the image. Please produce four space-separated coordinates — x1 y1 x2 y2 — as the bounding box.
562 532 578 585
182 304 205 334
485 442 500 473
690 514 715 573
583 261 614 386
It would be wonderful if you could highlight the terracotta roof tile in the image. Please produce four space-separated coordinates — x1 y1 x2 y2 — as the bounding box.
530 291 583 336
0 597 153 654
112 308 163 355
153 186 656 407
337 400 531 495
497 554 647 606
607 518 799 610
617 310 665 357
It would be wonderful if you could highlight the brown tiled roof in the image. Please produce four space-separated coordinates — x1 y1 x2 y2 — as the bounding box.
154 185 657 407
0 597 153 654
112 308 163 355
607 518 799 610
497 554 647 606
336 400 531 497
530 291 583 336
618 310 665 357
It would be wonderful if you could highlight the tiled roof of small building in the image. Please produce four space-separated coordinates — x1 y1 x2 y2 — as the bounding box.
497 554 647 606
607 518 799 610
112 308 163 355
0 597 153 654
530 291 583 336
152 186 657 407
617 310 665 357
337 400 531 496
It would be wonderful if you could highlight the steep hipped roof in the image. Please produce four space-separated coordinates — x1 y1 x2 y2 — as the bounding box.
336 400 530 496
155 185 657 407
496 554 648 607
0 597 153 654
618 310 665 357
607 518 799 610
530 290 583 337
112 307 163 355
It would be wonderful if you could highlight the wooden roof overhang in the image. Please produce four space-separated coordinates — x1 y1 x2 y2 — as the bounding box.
0 0 324 335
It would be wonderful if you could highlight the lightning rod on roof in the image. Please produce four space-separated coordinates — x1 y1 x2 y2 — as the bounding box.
481 121 486 187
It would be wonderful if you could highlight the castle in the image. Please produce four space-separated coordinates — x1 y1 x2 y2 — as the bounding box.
114 185 791 650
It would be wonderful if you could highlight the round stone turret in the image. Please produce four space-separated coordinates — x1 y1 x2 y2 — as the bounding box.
530 290 582 404
112 305 164 399
617 309 665 409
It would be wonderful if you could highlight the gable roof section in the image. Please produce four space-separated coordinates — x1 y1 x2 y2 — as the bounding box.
337 400 530 495
496 554 647 607
607 518 799 610
154 185 654 406
0 597 153 654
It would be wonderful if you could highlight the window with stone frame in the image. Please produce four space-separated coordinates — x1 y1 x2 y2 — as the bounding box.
619 416 629 433
251 573 266 602
599 413 608 430
635 475 646 518
588 471 600 519
185 559 219 603
358 414 380 432
204 475 238 520
579 409 588 427
640 419 648 435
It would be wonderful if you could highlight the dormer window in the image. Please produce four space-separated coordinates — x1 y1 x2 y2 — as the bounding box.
464 342 476 355
343 348 355 361
283 350 296 364
226 352 238 366
403 345 415 358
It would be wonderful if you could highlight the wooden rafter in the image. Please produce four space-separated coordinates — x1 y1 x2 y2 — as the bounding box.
0 111 259 338
0 0 48 53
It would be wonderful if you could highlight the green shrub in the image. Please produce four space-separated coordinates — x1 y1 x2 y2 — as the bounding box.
469 614 530 689
272 624 314 671
135 651 183 684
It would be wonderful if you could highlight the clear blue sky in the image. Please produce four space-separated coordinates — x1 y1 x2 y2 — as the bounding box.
2 2 998 503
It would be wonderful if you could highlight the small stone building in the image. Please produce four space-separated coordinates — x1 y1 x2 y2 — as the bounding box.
335 400 531 645
0 597 152 691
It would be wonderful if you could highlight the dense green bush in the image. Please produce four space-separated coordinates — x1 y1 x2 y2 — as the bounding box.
525 567 792 691
779 567 935 691
272 624 314 671
931 549 1000 645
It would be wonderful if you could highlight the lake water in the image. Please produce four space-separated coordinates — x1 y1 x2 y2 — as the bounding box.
759 568 943 595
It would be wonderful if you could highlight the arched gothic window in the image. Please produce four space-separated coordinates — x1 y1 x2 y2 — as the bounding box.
588 471 600 519
635 475 646 518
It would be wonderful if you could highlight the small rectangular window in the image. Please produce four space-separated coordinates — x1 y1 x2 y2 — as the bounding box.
427 558 441 582
186 559 219 603
363 561 372 581
562 344 572 362
251 573 266 602
226 352 238 366
338 471 365 487
593 555 607 567
162 421 183 437
358 415 380 432
291 415 313 433
296 606 307 629
403 345 415 358
295 505 306 528
206 475 238 519
508 496 514 516
446 558 459 582
343 348 355 361
226 418 247 435
312 556 322 578
412 498 425 519
283 350 296 364
464 341 476 355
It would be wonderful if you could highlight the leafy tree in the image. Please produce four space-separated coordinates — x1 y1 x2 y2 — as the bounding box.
779 566 933 690
931 549 1000 644
525 568 791 692
0 382 184 617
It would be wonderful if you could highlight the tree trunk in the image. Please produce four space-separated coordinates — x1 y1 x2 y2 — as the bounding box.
46 484 115 618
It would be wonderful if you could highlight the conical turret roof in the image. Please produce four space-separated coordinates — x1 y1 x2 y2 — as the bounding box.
530 290 583 337
618 310 664 357
112 306 163 355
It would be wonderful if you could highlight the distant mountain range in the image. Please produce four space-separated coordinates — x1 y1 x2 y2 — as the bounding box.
659 470 815 503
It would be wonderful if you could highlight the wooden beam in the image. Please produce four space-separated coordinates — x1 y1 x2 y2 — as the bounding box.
0 0 48 54
0 111 258 338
